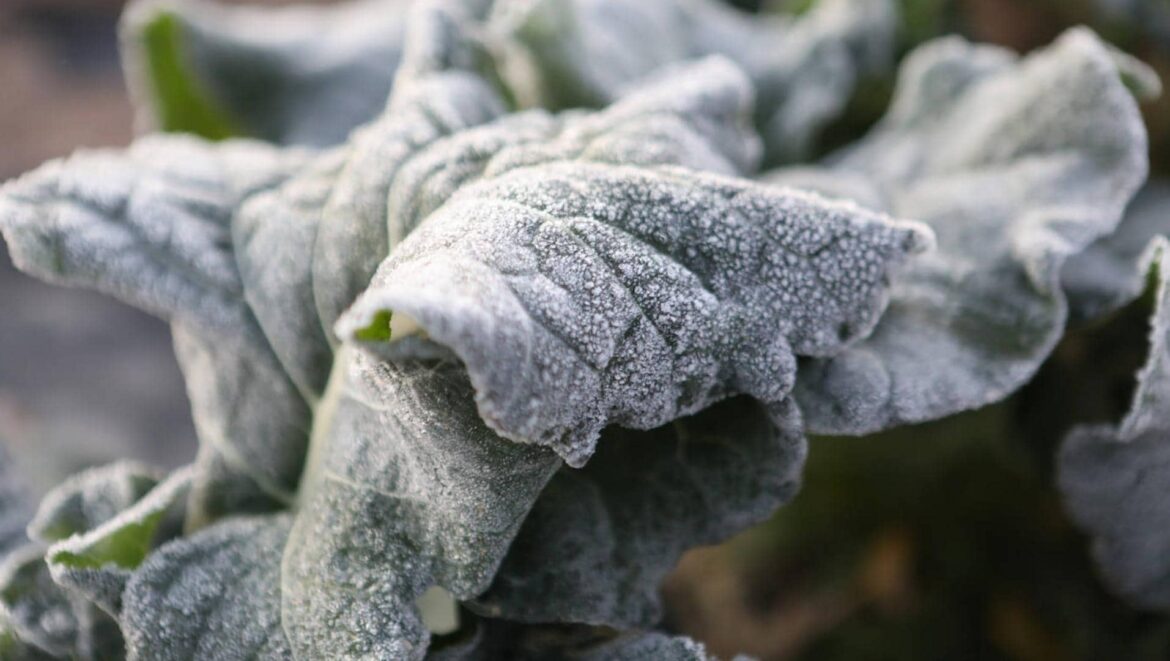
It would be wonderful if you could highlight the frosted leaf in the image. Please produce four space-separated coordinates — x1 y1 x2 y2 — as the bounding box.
0 137 314 523
46 467 191 616
1058 240 1170 610
121 0 411 145
0 446 32 557
0 463 171 659
0 609 55 661
281 346 561 660
27 462 163 546
1063 181 1170 322
121 515 293 660
311 0 508 337
785 29 1150 434
234 150 346 398
0 545 121 660
308 2 763 338
341 164 928 465
473 397 804 627
488 0 894 163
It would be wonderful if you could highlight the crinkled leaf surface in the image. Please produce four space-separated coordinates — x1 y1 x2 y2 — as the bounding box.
121 514 292 660
1063 181 1170 322
282 346 561 660
782 29 1150 435
46 467 191 616
473 397 804 627
122 0 412 145
1059 240 1170 610
342 163 927 465
489 0 894 164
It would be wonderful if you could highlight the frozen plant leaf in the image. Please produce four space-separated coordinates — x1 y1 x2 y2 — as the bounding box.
341 163 928 465
1063 181 1170 322
122 0 412 145
310 0 509 338
783 29 1150 434
26 461 163 546
0 609 55 661
473 397 804 627
233 150 346 398
0 545 121 660
0 136 314 524
314 43 761 337
488 0 895 163
282 346 562 660
47 467 192 615
121 514 293 660
1 462 175 659
1058 239 1170 610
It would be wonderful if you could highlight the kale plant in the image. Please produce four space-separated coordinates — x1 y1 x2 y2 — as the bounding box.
0 0 1165 658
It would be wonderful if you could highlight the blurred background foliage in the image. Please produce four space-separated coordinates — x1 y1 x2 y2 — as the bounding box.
1 0 1169 659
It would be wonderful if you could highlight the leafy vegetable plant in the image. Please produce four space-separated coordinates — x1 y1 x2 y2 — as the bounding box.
0 0 1165 658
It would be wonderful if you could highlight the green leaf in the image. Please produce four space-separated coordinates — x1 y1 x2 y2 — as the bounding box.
784 29 1151 435
122 0 413 145
46 467 191 615
27 461 163 545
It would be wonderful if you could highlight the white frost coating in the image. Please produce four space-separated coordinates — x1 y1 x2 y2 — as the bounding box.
1059 240 1170 610
234 150 347 398
489 0 894 164
341 163 928 465
473 397 805 627
27 461 162 546
0 462 175 659
46 467 192 617
1063 182 1170 322
121 0 412 146
787 29 1150 435
282 347 561 660
121 515 293 660
311 0 508 338
0 136 315 524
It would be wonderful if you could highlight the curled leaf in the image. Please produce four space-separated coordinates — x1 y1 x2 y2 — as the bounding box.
785 29 1151 434
122 0 412 145
46 467 191 615
1059 240 1170 609
0 136 314 524
342 163 927 465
